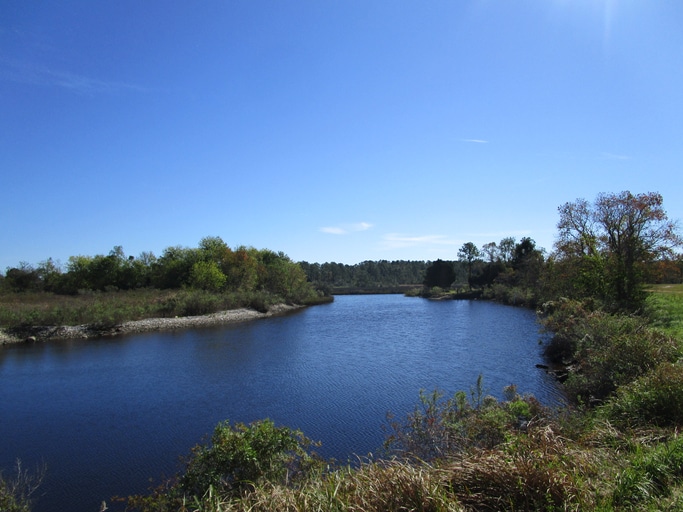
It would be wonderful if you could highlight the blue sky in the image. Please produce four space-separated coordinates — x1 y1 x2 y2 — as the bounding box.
2 1 682 271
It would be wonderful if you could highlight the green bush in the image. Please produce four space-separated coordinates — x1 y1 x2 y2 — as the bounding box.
126 419 323 511
181 420 320 496
384 378 548 461
246 291 275 313
565 316 679 404
602 363 683 428
541 299 680 404
178 290 222 316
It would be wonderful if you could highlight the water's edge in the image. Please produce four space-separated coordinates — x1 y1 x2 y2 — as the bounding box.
0 303 304 344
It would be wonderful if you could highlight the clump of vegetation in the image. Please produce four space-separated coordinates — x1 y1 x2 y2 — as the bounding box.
601 434 683 509
383 378 546 460
125 419 324 512
124 380 606 512
541 298 681 405
0 237 332 331
601 362 683 428
0 460 45 512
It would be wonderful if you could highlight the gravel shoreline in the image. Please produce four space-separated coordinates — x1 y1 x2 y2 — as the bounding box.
0 304 304 344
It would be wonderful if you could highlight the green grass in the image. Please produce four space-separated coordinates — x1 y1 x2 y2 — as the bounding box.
645 285 683 340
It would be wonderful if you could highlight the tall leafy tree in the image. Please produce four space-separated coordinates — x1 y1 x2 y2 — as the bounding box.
511 237 544 289
498 237 516 263
555 191 681 308
189 260 227 292
423 259 455 289
458 242 480 290
481 242 499 263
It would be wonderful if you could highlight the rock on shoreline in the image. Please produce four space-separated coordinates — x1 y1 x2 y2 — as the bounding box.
0 304 304 344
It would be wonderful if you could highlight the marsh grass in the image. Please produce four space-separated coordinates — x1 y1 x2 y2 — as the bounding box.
0 289 173 328
0 289 328 331
612 435 683 509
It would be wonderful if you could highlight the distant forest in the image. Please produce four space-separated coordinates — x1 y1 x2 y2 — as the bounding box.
298 260 433 293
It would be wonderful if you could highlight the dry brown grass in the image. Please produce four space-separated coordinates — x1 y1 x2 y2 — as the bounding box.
180 422 609 512
204 459 462 512
439 421 601 511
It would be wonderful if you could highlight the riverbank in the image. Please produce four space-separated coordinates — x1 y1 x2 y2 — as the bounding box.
0 303 304 344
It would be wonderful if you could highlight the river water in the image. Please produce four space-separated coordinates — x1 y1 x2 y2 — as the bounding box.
0 295 563 512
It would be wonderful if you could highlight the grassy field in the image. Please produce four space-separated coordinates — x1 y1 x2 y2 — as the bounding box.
646 284 683 340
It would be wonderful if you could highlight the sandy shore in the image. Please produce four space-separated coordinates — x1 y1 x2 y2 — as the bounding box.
0 304 304 344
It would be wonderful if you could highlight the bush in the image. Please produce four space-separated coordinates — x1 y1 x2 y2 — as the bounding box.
126 419 323 511
180 419 320 497
541 299 680 404
0 460 45 512
565 317 679 404
384 378 548 461
602 363 683 428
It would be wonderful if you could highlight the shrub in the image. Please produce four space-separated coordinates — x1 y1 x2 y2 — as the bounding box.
384 378 548 461
541 299 680 404
602 363 683 428
0 460 46 512
246 291 274 313
179 290 223 316
126 419 323 511
565 317 679 404
179 419 320 497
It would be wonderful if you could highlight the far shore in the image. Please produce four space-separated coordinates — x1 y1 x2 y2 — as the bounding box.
0 303 305 345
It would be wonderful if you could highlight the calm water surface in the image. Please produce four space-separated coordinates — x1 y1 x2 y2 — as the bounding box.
0 295 563 512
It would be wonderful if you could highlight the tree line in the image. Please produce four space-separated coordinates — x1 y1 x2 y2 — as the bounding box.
423 191 683 311
3 191 681 312
298 260 428 293
298 191 682 312
1 236 319 304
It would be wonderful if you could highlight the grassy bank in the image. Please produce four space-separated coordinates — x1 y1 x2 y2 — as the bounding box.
0 289 332 333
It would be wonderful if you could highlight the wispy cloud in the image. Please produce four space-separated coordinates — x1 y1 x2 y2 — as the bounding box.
1 57 148 95
320 222 373 235
380 233 459 250
462 138 489 144
601 152 630 161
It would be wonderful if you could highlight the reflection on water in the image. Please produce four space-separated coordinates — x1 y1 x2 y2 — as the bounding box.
0 295 562 512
